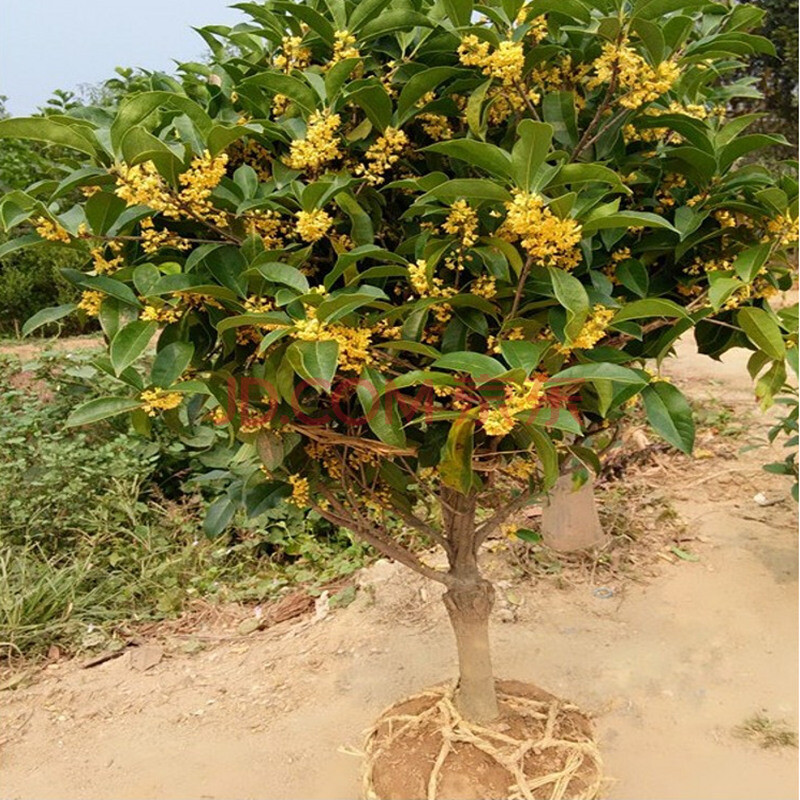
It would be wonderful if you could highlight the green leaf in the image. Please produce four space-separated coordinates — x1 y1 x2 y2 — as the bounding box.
240 73 318 114
732 243 771 283
499 340 548 375
286 340 339 391
418 178 512 204
737 307 786 361
22 303 77 336
581 211 678 234
0 234 42 259
357 367 407 447
85 192 127 236
66 397 143 427
432 352 506 382
549 267 589 343
110 320 158 375
347 84 393 131
542 92 579 148
204 496 237 537
422 140 513 180
397 67 463 124
633 0 717 21
249 260 310 293
546 363 647 387
528 425 558 490
110 91 213 151
511 120 554 192
151 342 195 388
439 415 476 494
0 117 98 157
616 259 649 297
442 0 473 25
641 382 695 453
547 163 631 196
708 273 742 311
612 298 689 323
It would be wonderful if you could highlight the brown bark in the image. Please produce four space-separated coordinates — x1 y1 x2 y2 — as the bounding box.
443 578 499 722
440 487 500 723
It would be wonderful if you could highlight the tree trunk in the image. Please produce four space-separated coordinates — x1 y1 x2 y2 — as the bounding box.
442 578 499 723
541 472 607 552
440 487 500 723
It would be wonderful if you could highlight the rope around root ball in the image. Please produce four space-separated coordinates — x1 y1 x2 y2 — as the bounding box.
362 683 603 800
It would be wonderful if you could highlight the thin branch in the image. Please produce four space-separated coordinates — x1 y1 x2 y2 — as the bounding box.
510 255 534 319
474 490 536 547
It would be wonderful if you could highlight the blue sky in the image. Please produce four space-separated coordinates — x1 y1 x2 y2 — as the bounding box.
1 1 247 115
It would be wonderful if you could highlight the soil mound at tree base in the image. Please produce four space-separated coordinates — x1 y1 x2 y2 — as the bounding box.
364 679 602 800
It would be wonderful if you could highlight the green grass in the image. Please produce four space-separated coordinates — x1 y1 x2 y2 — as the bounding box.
0 350 371 661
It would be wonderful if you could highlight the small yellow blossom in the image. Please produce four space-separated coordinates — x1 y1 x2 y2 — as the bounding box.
357 127 408 186
442 199 479 248
331 30 360 65
587 42 678 109
140 388 183 416
273 35 311 73
499 191 582 269
77 290 104 317
459 35 525 87
296 208 333 242
567 305 615 350
34 217 71 243
287 474 311 507
471 275 497 299
285 112 342 173
141 304 181 324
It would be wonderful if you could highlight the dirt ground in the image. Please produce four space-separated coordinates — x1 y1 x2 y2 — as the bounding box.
1 338 797 800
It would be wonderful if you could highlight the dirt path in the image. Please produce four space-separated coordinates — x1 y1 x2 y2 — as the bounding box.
1 341 797 800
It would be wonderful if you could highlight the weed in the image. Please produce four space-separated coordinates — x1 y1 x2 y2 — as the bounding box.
733 713 798 749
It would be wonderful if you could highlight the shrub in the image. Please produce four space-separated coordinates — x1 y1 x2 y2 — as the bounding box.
0 0 796 726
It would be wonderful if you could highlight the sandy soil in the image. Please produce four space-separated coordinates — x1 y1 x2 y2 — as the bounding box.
1 339 797 800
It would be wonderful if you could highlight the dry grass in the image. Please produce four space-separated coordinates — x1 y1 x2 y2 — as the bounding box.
733 713 798 749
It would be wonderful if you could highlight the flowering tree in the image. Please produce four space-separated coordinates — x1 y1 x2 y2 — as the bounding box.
0 0 796 727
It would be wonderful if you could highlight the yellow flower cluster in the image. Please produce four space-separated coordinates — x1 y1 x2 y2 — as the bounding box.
415 93 453 140
244 295 273 314
285 112 342 173
569 305 615 350
471 275 497 299
305 441 344 479
530 55 590 100
245 209 285 249
500 191 582 268
141 303 181 324
35 217 71 243
295 209 333 242
588 42 679 109
481 377 545 437
287 474 311 507
91 245 124 275
273 35 311 73
292 306 375 373
77 290 104 317
458 35 525 87
179 150 229 217
442 199 479 248
357 127 408 186
504 457 537 480
115 161 175 214
331 30 360 65
140 388 183 416
765 213 799 247
140 217 189 255
407 259 457 324
115 151 228 222
515 7 548 45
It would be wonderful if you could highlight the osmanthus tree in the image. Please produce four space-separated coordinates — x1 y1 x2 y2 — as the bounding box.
0 0 797 726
